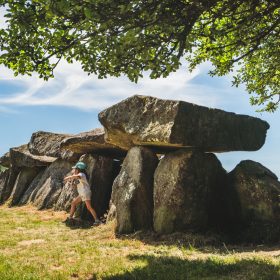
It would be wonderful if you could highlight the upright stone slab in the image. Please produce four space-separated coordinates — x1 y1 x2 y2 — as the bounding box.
19 169 46 205
153 150 227 234
8 167 42 206
98 95 269 152
109 147 158 233
55 179 79 212
0 169 9 202
26 159 73 209
0 166 20 204
0 144 56 204
60 128 126 158
227 160 280 243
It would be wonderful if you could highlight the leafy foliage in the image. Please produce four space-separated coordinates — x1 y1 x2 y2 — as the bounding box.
0 0 280 111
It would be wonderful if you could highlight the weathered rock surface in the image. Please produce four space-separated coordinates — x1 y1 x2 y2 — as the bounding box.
77 154 121 220
0 166 21 204
154 150 227 234
60 128 126 158
23 159 73 209
109 147 158 233
8 167 42 206
0 152 10 168
10 145 56 167
55 178 78 211
0 169 9 202
19 169 46 205
227 160 280 242
28 131 79 161
98 95 269 152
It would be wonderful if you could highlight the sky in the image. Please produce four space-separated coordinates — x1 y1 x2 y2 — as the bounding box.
0 10 279 178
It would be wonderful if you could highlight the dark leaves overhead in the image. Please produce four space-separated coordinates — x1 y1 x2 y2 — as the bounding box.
0 0 280 111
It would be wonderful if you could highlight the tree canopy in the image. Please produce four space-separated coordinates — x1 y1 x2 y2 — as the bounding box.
0 0 280 111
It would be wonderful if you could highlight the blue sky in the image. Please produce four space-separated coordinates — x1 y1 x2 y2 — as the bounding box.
0 59 279 178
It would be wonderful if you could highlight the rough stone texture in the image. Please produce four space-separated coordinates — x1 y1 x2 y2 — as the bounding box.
8 167 42 206
55 177 79 211
0 169 9 202
24 159 73 209
98 95 269 152
0 152 10 168
60 128 126 158
153 150 227 234
10 145 56 167
227 160 280 243
28 131 80 161
109 147 158 233
19 169 46 205
0 166 21 204
77 154 121 220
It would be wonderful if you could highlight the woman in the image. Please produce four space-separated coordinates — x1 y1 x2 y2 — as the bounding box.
63 161 101 225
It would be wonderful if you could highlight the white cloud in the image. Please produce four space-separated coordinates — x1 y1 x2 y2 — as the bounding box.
0 59 220 111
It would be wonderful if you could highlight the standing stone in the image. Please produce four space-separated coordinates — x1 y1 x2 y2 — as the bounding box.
98 95 269 152
8 167 42 206
19 169 46 205
55 179 79 211
154 150 227 234
26 159 73 209
0 166 21 204
0 169 9 202
0 144 56 205
227 160 280 242
109 147 158 233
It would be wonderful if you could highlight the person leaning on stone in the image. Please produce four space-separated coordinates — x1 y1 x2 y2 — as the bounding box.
63 161 101 225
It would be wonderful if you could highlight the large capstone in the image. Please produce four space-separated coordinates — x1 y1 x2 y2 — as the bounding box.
109 147 158 233
98 95 269 152
10 145 56 167
60 128 126 158
227 160 280 243
28 131 79 161
153 150 227 234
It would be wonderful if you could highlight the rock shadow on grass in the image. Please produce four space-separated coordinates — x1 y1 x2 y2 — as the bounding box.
96 254 279 280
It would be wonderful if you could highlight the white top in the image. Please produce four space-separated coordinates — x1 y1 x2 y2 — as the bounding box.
77 172 91 192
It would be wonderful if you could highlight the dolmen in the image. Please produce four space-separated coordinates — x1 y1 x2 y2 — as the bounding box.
0 95 279 244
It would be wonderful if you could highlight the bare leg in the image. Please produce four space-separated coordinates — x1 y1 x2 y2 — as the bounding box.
69 196 82 218
85 200 98 220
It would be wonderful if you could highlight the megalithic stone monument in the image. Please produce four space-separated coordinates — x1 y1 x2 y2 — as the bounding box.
98 95 269 152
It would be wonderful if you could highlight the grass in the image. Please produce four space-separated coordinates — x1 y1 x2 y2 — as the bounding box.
0 204 279 280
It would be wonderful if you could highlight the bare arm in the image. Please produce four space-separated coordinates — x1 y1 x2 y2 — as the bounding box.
63 174 81 182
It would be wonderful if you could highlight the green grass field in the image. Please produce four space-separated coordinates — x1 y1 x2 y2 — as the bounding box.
0 204 279 280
